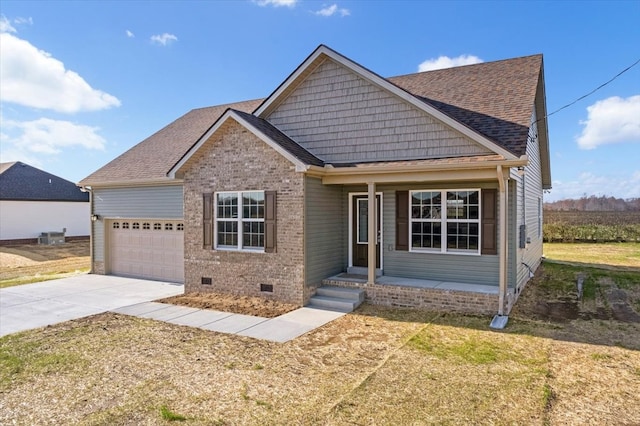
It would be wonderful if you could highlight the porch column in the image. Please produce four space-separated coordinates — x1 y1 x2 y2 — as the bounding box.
497 166 508 315
367 181 376 284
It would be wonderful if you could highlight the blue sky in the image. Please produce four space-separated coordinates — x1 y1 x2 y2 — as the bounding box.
1 0 638 202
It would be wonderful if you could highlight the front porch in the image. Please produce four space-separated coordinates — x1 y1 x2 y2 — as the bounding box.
322 273 504 316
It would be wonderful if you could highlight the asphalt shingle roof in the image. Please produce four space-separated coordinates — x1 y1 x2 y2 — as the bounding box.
0 162 89 202
81 54 542 185
80 99 263 186
231 110 324 167
388 54 543 157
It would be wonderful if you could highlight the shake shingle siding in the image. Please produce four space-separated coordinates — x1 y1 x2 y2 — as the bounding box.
267 59 492 164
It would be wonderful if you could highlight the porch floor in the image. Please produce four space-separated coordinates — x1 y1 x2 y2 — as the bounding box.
326 273 499 295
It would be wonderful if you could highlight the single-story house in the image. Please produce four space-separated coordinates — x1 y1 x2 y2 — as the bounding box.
0 161 90 244
80 45 550 318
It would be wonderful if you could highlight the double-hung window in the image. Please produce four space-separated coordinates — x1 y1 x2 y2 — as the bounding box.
216 191 265 251
410 189 480 254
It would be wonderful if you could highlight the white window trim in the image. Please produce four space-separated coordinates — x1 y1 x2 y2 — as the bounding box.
409 189 482 256
214 190 265 252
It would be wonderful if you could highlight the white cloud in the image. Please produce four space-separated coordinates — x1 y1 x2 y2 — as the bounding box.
576 95 640 149
2 117 107 155
0 15 16 33
14 17 33 26
0 32 121 113
150 33 177 46
548 171 640 201
418 54 483 72
126 29 135 38
314 4 350 17
254 0 297 7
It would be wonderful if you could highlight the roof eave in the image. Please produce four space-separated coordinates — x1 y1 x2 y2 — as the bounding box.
168 110 309 179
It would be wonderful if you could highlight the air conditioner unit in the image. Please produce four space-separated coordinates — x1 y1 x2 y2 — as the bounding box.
38 231 65 245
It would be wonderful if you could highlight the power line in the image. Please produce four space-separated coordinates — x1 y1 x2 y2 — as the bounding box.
546 57 640 119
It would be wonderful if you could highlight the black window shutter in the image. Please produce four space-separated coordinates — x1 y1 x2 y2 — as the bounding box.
203 193 213 248
481 189 497 255
396 190 409 251
264 191 277 253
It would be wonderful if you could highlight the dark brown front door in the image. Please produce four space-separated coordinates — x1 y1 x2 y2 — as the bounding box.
352 195 381 268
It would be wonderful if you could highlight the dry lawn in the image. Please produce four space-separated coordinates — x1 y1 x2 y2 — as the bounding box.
1 303 639 425
0 240 90 287
1 242 639 424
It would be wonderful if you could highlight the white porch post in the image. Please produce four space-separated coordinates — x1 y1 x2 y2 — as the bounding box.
367 181 376 284
497 166 508 316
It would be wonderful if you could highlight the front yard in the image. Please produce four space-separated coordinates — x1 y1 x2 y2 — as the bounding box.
1 242 639 424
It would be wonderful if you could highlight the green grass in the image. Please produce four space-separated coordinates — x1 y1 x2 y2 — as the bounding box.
160 405 188 421
543 242 640 269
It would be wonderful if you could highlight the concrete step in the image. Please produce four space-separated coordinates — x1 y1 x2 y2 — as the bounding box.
316 286 365 303
307 295 358 313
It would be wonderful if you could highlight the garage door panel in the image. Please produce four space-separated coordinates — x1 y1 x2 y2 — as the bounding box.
109 220 184 283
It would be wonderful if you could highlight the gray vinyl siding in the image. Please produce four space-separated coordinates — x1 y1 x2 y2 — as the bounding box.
267 59 492 164
304 177 345 286
518 109 544 288
92 185 183 261
344 183 500 286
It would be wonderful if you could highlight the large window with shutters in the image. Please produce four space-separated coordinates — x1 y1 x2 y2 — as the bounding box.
215 191 265 251
409 189 480 254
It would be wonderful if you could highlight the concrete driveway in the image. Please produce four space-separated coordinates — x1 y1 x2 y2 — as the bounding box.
0 274 183 337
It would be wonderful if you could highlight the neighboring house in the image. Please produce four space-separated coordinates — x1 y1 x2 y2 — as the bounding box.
80 45 551 318
0 161 90 244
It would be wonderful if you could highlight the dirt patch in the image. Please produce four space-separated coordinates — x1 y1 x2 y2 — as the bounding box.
159 292 298 318
512 263 640 323
0 241 90 280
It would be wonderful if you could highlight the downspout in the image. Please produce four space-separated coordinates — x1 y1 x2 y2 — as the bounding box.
490 165 509 329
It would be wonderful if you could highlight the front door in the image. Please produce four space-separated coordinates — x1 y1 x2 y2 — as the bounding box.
352 195 381 268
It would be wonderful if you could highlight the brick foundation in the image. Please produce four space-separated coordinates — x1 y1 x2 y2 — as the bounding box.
323 278 499 315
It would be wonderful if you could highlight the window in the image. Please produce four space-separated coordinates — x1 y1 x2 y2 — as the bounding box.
112 222 120 229
143 222 150 230
410 190 480 254
132 222 140 230
122 222 129 229
177 223 184 231
165 223 173 231
216 191 265 250
154 223 162 230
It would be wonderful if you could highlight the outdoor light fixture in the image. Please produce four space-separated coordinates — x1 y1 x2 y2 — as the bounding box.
517 166 526 177
91 214 100 222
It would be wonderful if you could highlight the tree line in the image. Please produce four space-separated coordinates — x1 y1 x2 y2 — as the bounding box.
544 195 640 212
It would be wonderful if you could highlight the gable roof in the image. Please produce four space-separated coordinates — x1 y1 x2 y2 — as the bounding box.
81 46 549 187
388 54 543 157
254 45 519 160
0 162 89 202
169 109 324 178
80 99 263 186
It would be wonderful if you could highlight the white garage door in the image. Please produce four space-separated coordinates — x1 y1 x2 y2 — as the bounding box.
108 220 184 283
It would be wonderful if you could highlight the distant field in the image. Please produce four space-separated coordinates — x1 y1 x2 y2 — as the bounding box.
544 211 640 242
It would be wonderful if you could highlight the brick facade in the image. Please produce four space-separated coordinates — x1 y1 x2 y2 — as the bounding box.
182 120 306 305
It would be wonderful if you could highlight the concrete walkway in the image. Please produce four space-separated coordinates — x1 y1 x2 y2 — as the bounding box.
0 275 346 342
113 302 346 343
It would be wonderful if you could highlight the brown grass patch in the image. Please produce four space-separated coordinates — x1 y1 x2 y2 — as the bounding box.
160 292 298 318
0 241 90 282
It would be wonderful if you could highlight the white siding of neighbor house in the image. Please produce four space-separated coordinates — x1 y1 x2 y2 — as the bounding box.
0 200 90 240
267 59 493 164
342 183 500 286
304 176 345 286
512 108 544 292
91 185 183 262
